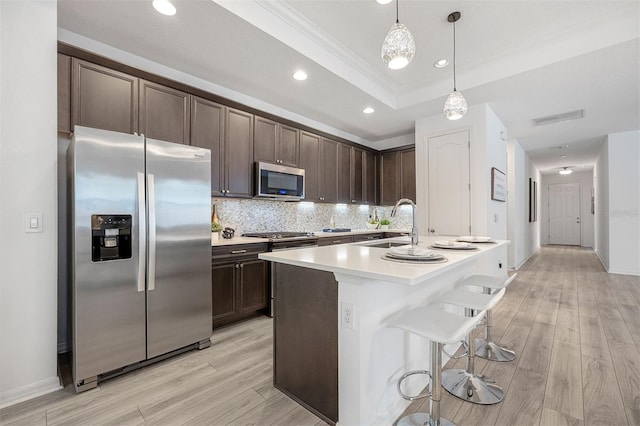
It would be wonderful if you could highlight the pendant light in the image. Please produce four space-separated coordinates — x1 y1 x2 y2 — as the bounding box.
443 11 468 120
380 0 415 70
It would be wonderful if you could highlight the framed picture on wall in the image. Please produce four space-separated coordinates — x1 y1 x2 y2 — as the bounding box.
491 167 506 202
533 180 537 222
529 178 534 222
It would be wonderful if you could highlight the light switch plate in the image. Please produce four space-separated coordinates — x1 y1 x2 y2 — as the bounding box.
25 213 43 233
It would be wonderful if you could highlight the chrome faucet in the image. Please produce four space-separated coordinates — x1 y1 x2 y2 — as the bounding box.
390 198 418 246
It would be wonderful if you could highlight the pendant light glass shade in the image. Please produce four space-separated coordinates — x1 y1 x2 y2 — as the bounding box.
443 90 468 120
443 11 467 120
381 0 415 70
381 22 415 69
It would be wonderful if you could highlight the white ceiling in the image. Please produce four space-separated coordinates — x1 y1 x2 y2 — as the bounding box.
57 0 639 174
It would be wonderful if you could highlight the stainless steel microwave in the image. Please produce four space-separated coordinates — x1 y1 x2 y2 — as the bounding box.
255 162 305 200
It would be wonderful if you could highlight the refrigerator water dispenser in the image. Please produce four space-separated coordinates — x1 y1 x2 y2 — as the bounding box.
91 214 132 261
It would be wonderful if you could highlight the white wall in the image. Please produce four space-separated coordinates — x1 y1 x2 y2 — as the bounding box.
594 140 610 269
0 1 61 408
541 170 594 248
507 140 541 269
607 130 640 275
415 103 508 275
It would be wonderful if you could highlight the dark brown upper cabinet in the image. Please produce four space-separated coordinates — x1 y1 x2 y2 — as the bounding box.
254 116 299 167
71 58 139 135
337 143 352 203
351 147 364 204
400 149 416 201
139 80 190 145
299 131 321 201
190 96 225 196
364 150 377 205
319 138 339 203
379 148 416 205
224 108 254 198
57 54 71 134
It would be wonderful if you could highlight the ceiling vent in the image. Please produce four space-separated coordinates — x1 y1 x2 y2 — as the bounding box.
532 109 584 127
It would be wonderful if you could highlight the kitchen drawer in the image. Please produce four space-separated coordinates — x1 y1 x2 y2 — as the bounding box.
211 243 268 261
351 233 385 242
318 236 353 246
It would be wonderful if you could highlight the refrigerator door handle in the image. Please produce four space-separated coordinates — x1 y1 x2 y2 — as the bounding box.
137 172 146 293
147 173 156 291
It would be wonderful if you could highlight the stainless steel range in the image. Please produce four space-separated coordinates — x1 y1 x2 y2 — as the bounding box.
242 231 319 316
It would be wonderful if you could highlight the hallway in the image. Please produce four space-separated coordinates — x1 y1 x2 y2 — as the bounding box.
402 245 640 425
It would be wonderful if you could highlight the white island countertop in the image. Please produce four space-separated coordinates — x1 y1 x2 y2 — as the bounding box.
260 235 508 286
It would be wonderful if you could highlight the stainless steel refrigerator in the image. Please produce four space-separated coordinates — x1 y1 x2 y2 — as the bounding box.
68 126 212 392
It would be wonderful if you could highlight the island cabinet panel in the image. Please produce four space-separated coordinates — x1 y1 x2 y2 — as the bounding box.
364 150 377 204
319 138 339 202
225 107 254 198
299 131 321 201
139 79 190 145
337 143 351 203
58 54 71 134
400 149 416 201
274 263 338 424
190 96 225 196
71 58 138 134
211 243 268 329
379 151 400 205
352 232 384 242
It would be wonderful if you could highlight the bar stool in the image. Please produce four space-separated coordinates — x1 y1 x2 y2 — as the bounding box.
433 287 506 405
389 305 484 426
458 274 517 362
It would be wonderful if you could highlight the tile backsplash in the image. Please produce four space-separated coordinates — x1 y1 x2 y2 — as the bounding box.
211 198 413 234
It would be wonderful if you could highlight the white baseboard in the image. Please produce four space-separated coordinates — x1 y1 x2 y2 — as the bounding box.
594 250 609 272
607 268 640 276
515 246 540 270
0 376 62 410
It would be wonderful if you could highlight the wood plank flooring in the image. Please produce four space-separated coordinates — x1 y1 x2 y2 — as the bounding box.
400 246 640 426
1 246 638 425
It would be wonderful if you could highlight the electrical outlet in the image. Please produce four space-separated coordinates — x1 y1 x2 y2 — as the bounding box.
341 302 356 330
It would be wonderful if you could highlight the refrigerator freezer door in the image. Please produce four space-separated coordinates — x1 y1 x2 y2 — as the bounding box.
70 126 146 383
145 138 212 358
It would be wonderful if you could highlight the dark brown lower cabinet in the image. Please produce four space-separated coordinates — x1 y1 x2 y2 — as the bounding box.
273 263 338 425
211 243 268 329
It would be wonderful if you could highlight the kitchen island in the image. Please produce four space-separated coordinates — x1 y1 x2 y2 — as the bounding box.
260 236 508 426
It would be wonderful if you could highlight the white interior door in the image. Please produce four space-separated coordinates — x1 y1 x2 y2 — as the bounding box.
428 131 470 237
548 182 581 245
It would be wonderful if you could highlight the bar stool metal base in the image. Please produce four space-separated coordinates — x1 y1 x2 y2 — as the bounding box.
441 369 504 405
475 338 516 362
397 412 455 426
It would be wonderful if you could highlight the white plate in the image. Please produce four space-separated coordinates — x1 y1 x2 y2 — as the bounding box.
431 240 477 250
457 236 494 243
387 245 443 260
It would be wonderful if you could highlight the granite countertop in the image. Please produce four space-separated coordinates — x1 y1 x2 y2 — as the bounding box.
211 229 410 247
259 236 509 285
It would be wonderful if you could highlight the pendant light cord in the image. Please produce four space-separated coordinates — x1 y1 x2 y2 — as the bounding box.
453 20 457 91
396 0 399 24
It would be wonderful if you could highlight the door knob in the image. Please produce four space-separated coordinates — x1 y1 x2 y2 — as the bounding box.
429 228 435 233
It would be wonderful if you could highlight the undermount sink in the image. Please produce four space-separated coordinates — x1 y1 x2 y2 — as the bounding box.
358 241 409 249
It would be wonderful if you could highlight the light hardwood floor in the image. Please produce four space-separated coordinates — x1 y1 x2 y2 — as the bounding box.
1 246 639 425
400 246 640 426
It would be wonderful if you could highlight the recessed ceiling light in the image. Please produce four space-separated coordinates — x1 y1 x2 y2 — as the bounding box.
434 59 449 68
376 0 393 4
293 70 308 81
560 155 568 158
152 0 176 16
363 107 375 114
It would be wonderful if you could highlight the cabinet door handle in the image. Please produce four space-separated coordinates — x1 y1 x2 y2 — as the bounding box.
234 264 240 269
333 240 342 244
231 249 247 254
240 263 244 268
